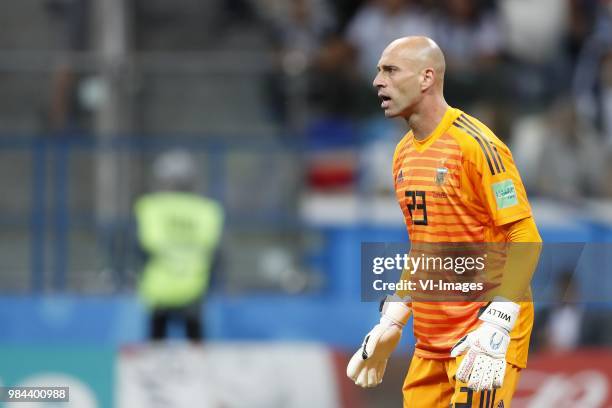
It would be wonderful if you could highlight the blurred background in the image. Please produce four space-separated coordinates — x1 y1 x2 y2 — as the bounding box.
0 0 612 406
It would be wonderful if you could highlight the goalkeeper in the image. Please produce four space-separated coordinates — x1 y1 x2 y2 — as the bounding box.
347 36 542 407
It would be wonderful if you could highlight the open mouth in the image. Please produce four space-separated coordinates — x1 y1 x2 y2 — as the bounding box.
379 95 391 108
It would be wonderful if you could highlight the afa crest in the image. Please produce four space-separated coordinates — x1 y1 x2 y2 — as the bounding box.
435 166 448 186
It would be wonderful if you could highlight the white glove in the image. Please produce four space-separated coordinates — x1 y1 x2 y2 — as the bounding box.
450 298 520 391
347 296 411 388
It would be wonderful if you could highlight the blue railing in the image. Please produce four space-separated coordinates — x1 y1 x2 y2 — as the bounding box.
0 134 307 293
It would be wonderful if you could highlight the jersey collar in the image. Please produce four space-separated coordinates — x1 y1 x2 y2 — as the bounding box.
412 107 460 152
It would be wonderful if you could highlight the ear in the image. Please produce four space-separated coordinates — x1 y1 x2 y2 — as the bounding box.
421 68 435 91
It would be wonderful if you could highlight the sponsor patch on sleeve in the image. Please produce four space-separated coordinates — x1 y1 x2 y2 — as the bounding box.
492 179 518 209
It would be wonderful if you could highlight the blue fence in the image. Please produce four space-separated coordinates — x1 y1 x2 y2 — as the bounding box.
0 135 304 292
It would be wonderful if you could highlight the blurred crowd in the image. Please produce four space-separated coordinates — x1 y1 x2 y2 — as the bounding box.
42 0 612 200
255 0 612 199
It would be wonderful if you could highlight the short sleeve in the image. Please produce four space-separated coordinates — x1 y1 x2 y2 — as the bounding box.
471 138 532 226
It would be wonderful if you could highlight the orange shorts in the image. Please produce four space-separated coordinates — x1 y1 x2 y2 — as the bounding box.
402 354 522 408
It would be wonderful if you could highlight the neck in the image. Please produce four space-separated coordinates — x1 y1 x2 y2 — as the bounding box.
406 93 449 141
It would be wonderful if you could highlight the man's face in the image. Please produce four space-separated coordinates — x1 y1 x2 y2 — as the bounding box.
372 47 423 118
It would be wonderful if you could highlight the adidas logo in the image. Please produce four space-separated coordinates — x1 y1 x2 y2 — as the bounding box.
497 400 504 408
397 170 404 183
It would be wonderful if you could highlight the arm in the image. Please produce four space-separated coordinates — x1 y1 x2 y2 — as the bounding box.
493 216 542 302
450 217 542 391
449 129 543 390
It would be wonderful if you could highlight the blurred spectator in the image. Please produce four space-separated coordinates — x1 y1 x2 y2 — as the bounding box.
221 0 257 25
499 0 570 65
46 0 92 132
49 63 81 132
498 0 573 109
535 98 601 199
435 0 502 72
330 0 368 33
260 0 336 125
433 0 505 110
573 0 612 144
511 96 605 198
264 0 335 61
134 150 224 341
345 0 435 78
132 0 224 50
307 35 372 118
566 0 599 62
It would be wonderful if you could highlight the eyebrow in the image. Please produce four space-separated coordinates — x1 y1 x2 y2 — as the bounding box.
377 64 398 72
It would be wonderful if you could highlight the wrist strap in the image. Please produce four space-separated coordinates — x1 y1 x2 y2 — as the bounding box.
479 297 520 333
381 295 412 328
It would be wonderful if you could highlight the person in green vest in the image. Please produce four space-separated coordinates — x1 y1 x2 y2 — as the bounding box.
134 149 224 341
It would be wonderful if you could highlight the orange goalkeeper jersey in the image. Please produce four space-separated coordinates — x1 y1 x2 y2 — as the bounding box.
392 107 534 368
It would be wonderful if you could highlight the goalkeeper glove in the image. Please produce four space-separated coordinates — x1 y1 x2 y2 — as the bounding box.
346 296 411 388
450 298 520 391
